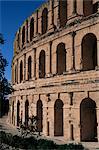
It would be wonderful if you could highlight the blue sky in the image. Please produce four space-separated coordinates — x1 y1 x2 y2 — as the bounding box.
0 0 46 81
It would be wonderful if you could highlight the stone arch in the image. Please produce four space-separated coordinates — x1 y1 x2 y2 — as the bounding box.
83 0 93 16
54 99 64 136
59 0 67 27
28 56 32 80
81 33 97 71
42 8 48 34
17 100 20 126
80 98 97 141
39 50 46 78
37 100 43 132
22 26 25 46
56 43 66 74
30 17 34 41
20 60 23 83
25 100 29 127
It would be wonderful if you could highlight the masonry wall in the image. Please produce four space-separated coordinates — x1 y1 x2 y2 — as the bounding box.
10 0 99 142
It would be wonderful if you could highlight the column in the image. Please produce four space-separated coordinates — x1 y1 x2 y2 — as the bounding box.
48 0 55 32
20 27 22 49
75 44 82 71
38 11 41 35
46 42 51 77
24 54 26 81
17 59 18 84
70 31 76 71
22 95 26 124
28 18 31 43
97 40 99 69
34 48 36 78
54 0 59 28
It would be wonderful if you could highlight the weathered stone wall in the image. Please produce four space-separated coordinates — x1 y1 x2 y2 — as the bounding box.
10 0 99 142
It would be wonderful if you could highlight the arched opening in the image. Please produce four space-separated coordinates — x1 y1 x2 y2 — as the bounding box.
59 0 67 27
25 100 29 127
56 43 66 74
80 98 97 141
17 100 20 126
42 8 48 34
81 33 97 71
28 56 32 80
30 17 34 41
54 99 64 136
83 0 93 16
39 50 46 78
12 101 14 125
37 100 43 132
22 26 25 46
20 60 23 83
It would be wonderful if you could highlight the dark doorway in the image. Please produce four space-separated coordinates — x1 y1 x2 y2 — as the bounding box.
37 100 43 132
80 98 97 141
54 99 64 136
25 100 29 127
17 100 20 126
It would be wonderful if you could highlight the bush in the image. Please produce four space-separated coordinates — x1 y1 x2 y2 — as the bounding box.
0 131 84 150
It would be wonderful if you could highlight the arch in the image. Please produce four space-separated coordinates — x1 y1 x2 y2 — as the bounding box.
56 43 66 74
39 50 46 78
54 99 64 136
83 0 93 16
37 100 43 132
17 100 20 126
80 98 97 141
28 56 32 80
81 33 97 71
25 100 29 127
42 8 48 34
59 0 67 27
22 26 25 46
30 17 34 41
20 60 23 83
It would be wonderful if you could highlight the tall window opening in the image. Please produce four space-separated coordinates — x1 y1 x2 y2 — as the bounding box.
20 60 23 83
37 100 43 132
56 43 66 74
30 18 34 41
39 50 46 78
17 100 20 126
83 0 93 16
54 99 64 136
42 8 48 34
12 101 14 125
22 26 25 46
28 56 32 80
81 33 97 71
80 98 97 141
25 100 29 127
59 0 67 27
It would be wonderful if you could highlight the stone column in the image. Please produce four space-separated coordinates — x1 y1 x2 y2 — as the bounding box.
20 27 22 49
97 40 99 69
75 44 82 71
22 95 26 124
34 48 36 78
48 0 54 32
70 31 76 71
24 54 26 81
17 59 18 84
28 18 31 43
46 43 51 77
54 0 59 28
38 11 41 35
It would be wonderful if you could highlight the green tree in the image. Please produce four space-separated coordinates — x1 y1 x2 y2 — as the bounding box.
0 33 13 117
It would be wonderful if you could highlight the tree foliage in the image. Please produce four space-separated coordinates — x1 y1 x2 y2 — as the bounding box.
0 33 13 117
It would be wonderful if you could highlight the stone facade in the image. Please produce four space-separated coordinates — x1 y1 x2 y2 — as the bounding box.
9 0 99 142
